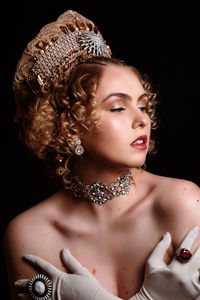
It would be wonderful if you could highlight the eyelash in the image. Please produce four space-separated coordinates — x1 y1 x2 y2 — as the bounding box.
139 107 148 113
110 107 148 113
110 107 125 112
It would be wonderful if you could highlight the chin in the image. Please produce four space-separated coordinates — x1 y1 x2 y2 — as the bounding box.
131 162 146 169
128 153 147 166
118 159 146 170
109 153 147 170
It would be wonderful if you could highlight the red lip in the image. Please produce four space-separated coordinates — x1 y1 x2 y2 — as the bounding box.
130 135 148 150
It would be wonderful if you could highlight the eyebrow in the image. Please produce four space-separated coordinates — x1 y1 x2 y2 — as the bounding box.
102 92 148 103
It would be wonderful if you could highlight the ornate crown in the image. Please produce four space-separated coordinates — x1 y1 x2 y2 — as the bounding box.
13 10 112 95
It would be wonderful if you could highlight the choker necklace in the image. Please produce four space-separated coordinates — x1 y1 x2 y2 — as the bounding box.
70 169 134 205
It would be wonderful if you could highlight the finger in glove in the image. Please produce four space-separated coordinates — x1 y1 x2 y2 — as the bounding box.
61 249 93 277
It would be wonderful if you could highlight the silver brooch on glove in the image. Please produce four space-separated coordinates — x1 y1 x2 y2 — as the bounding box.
28 274 52 300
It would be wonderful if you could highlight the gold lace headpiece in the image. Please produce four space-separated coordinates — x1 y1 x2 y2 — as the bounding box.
13 10 111 96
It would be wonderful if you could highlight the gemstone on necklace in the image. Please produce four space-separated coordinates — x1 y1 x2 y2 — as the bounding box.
70 170 134 205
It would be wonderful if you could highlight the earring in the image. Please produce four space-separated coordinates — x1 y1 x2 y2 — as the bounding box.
55 154 66 176
75 138 84 155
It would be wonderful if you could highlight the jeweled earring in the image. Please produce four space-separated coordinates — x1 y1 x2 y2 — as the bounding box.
75 138 84 155
56 154 66 176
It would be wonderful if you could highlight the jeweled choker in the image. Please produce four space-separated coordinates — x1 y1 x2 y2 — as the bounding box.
70 170 134 205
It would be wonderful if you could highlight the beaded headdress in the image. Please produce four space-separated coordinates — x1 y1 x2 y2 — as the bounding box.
13 10 112 97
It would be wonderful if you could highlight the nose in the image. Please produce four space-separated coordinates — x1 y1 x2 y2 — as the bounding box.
131 109 149 129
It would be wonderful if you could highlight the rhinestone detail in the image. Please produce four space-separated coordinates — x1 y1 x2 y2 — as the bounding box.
70 170 134 205
28 274 52 300
32 31 80 79
75 145 84 155
31 9 111 86
78 31 110 56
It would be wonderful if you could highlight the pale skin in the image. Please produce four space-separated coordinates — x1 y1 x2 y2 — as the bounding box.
4 64 200 300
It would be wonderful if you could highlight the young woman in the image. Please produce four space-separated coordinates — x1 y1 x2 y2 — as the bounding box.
4 10 200 300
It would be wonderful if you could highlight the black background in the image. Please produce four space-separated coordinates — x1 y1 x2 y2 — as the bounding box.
1 1 200 298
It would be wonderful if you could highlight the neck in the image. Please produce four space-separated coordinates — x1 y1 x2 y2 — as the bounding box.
72 157 131 183
69 158 140 219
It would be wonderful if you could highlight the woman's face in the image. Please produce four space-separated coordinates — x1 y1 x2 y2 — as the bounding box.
82 64 151 170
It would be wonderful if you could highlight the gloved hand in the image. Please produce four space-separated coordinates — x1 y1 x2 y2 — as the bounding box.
15 249 121 300
133 226 200 300
15 227 200 300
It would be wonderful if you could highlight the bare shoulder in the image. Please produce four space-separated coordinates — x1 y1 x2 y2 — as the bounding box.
149 172 200 210
146 171 200 247
3 189 68 258
3 190 66 298
4 190 60 241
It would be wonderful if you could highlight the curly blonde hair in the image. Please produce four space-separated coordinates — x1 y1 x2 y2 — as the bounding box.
14 56 158 186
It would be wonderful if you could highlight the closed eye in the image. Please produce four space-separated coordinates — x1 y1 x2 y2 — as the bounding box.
139 107 148 113
110 107 125 112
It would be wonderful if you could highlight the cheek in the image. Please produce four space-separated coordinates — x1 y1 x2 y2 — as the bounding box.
147 117 151 132
97 117 130 143
86 119 132 160
101 117 124 129
83 117 127 149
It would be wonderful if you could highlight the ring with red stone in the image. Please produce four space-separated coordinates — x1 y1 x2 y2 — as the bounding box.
175 248 192 262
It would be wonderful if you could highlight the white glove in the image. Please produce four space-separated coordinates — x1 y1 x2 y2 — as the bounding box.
15 249 121 300
15 227 200 300
133 226 200 300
